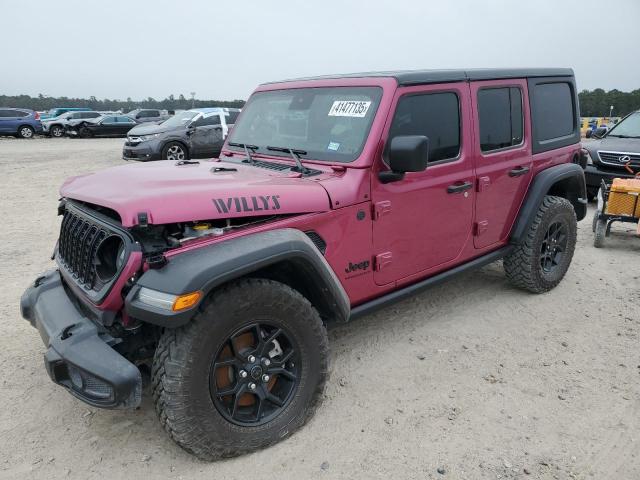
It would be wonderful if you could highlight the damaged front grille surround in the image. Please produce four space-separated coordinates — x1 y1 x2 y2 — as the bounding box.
56 201 138 304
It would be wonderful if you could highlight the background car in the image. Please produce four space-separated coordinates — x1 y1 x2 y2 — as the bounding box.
42 111 102 137
0 108 43 138
123 107 239 161
40 107 93 120
582 110 640 200
66 114 138 138
126 109 170 124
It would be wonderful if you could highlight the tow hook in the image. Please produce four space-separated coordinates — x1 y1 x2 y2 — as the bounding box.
60 323 77 340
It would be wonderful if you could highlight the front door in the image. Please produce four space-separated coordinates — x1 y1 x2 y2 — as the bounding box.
371 83 476 286
470 79 532 248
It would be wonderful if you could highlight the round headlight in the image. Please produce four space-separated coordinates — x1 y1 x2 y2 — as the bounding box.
95 236 125 282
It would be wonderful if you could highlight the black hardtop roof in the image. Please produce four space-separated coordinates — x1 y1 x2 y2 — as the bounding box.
266 68 574 86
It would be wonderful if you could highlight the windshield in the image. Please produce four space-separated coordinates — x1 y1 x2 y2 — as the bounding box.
160 110 198 128
607 112 640 138
227 86 383 162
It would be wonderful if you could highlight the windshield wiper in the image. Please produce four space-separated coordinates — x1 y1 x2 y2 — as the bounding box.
266 146 309 174
228 142 258 165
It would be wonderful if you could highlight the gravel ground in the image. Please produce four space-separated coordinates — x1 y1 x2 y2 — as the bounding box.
1 137 639 480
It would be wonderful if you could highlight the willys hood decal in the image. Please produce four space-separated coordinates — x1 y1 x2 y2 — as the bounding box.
60 160 331 227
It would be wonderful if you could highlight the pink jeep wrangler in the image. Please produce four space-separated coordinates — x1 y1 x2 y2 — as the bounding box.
21 68 587 459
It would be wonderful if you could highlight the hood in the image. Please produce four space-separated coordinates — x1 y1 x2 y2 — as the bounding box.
127 122 177 136
60 160 332 227
585 135 640 154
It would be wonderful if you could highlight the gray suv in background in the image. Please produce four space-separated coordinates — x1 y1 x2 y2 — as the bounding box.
123 107 240 161
126 109 170 124
42 110 101 137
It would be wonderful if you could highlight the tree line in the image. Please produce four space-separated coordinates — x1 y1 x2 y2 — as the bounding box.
0 94 245 113
578 89 640 117
1 89 640 117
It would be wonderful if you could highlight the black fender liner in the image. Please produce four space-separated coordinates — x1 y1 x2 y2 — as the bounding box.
125 228 350 327
510 163 587 245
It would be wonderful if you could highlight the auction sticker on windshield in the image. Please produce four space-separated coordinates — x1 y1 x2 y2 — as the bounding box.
328 100 371 118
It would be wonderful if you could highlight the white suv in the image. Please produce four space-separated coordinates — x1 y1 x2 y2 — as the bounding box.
43 111 101 137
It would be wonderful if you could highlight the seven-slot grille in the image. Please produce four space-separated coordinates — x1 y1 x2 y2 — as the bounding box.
58 209 109 289
598 151 640 168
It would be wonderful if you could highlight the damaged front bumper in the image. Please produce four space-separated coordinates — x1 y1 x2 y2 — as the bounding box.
20 270 141 409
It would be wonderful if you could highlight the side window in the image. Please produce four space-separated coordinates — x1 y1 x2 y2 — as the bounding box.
102 116 117 123
224 111 239 124
388 92 460 163
117 116 134 123
0 110 12 117
477 87 523 152
532 82 574 141
85 112 100 119
194 115 220 127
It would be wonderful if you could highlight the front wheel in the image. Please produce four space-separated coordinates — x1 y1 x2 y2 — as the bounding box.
162 142 188 161
504 196 577 293
78 126 93 138
151 278 329 460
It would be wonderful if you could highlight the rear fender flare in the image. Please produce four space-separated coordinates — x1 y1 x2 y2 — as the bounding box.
510 163 587 245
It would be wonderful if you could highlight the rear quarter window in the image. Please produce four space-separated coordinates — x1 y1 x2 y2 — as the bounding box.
528 76 580 154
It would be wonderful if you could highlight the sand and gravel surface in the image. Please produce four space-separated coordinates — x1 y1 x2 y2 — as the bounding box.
0 137 639 480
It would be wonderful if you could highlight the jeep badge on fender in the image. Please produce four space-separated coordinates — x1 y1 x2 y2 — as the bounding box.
21 68 586 461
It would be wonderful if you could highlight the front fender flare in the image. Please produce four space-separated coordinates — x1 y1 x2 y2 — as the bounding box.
125 228 350 327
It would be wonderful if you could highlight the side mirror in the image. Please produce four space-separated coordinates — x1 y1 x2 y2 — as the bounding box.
186 126 195 136
592 127 607 139
379 135 429 184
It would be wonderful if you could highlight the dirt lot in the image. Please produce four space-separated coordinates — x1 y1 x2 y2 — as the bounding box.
0 137 639 480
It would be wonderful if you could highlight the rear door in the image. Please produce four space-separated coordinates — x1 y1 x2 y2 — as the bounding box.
371 83 476 286
470 79 532 248
0 109 15 133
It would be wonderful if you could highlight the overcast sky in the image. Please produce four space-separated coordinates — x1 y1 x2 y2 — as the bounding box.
2 0 639 100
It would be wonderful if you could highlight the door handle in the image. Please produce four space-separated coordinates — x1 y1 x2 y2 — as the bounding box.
509 166 530 177
447 181 473 194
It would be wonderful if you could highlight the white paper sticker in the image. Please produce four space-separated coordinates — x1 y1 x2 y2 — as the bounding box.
328 100 371 118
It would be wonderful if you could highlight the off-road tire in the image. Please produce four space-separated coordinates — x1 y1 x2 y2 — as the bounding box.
151 278 329 460
593 216 607 248
161 141 188 161
504 195 577 293
50 125 65 137
17 125 35 138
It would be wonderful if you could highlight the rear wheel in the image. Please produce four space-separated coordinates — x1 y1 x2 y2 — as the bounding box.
504 196 577 293
151 278 329 460
17 125 34 138
50 125 65 137
162 142 188 161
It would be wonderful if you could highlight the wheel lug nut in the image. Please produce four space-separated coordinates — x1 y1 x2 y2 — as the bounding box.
249 382 256 390
248 355 256 363
262 358 271 366
239 370 248 378
262 374 270 382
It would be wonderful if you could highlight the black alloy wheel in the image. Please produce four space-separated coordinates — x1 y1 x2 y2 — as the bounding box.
210 322 300 426
539 221 568 274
